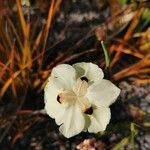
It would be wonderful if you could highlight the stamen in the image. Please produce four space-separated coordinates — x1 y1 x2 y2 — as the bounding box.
80 76 88 82
84 107 93 115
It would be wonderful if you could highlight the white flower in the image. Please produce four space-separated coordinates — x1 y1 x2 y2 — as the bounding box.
44 62 120 138
21 0 30 6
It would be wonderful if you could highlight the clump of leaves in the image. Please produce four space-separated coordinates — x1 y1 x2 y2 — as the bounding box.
0 0 60 98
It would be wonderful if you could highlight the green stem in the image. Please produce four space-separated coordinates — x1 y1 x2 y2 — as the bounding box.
101 40 110 68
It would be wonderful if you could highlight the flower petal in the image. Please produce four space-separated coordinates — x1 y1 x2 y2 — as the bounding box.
73 79 88 97
88 107 111 133
86 79 120 107
51 64 76 90
73 62 104 85
44 77 65 119
59 103 85 138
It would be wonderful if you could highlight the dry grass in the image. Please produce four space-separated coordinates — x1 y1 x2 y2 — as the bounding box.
0 0 60 98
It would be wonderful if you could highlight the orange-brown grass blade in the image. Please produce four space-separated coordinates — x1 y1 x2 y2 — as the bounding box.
32 30 43 52
12 124 30 145
7 17 23 51
133 79 150 84
110 7 144 67
16 0 32 68
113 55 150 80
109 44 144 59
0 48 48 97
33 70 50 90
9 43 17 97
16 0 27 38
23 17 32 68
0 70 21 97
0 20 12 51
53 0 62 14
116 68 150 79
0 61 11 81
0 43 5 53
39 0 55 69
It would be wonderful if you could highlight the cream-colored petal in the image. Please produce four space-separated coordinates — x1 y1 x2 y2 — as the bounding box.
83 115 91 132
45 100 66 121
73 62 104 85
73 79 88 97
87 79 120 107
88 107 111 133
59 103 85 138
44 77 65 119
51 64 76 90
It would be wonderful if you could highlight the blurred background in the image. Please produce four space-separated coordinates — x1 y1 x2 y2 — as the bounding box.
0 0 150 149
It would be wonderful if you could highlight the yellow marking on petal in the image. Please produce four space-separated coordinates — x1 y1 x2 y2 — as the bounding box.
57 91 76 104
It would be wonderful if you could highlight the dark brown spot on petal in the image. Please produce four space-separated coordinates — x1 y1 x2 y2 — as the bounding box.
84 107 93 115
80 76 88 82
57 95 61 103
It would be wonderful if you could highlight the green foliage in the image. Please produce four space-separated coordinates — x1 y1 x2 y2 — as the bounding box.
101 41 110 68
130 123 136 150
112 137 129 150
142 8 150 21
118 0 128 5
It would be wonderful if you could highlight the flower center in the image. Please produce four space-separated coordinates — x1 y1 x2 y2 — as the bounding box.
73 78 88 97
57 78 92 113
57 91 76 105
